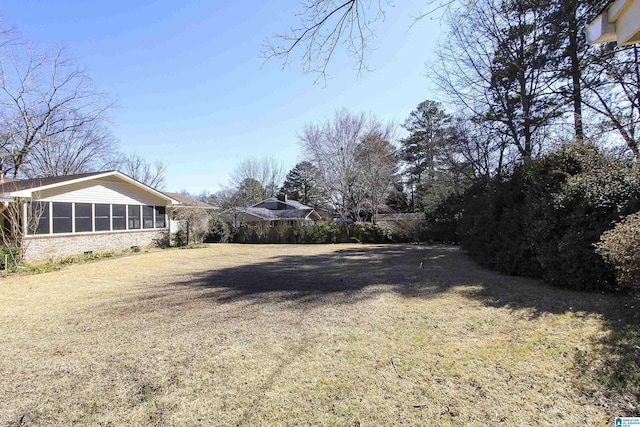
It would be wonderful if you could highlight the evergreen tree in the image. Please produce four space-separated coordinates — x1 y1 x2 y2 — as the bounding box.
544 0 608 142
236 178 266 207
385 179 409 212
280 161 322 206
400 100 455 211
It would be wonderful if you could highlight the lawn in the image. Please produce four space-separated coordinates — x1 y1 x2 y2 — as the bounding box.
0 244 637 426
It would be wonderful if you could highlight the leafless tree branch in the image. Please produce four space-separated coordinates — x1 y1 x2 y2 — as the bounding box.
262 0 390 83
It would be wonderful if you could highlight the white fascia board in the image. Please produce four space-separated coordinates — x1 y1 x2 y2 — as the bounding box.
586 13 617 44
588 0 640 45
9 171 121 198
10 171 179 205
99 171 180 205
614 0 640 45
11 189 33 198
608 0 631 21
303 210 321 221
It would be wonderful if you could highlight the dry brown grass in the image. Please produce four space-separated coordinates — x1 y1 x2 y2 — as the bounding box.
0 243 637 426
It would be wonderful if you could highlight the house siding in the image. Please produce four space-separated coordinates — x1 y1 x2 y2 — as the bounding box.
23 229 167 262
35 177 167 205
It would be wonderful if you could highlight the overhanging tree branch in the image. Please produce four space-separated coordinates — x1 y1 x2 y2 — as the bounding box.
262 0 390 83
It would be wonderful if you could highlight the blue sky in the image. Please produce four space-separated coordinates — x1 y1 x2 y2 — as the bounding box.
0 0 443 194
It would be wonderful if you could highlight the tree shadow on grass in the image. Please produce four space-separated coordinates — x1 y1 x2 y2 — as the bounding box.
170 244 452 306
167 244 639 413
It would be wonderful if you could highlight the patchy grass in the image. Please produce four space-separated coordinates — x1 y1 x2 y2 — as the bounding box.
14 249 137 275
0 243 637 426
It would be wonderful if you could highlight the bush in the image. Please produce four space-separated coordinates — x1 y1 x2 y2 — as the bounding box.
596 212 640 292
206 213 231 243
229 221 387 244
424 192 467 244
454 143 640 291
0 245 20 271
351 222 386 243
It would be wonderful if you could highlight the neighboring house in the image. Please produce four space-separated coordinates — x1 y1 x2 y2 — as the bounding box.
374 212 425 240
0 170 180 262
586 0 640 45
374 212 425 228
164 192 216 242
221 194 322 227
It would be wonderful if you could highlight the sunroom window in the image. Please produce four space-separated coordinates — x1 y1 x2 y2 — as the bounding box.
30 202 50 235
155 206 166 228
128 205 141 229
95 204 110 231
75 203 92 232
143 205 154 229
112 204 126 230
52 202 72 234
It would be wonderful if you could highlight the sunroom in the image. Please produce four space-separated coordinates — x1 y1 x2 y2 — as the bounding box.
0 170 179 261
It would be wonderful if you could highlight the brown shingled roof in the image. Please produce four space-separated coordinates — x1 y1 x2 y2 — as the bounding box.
164 192 216 209
0 171 112 193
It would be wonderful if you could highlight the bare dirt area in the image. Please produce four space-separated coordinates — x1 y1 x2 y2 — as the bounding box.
0 244 636 426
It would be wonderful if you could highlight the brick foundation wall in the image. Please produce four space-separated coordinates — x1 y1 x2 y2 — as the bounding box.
23 230 169 262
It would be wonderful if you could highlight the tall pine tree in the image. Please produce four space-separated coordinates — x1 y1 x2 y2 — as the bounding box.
400 100 455 211
280 161 322 206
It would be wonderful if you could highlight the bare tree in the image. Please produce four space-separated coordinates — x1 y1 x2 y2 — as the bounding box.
0 41 114 177
21 120 119 177
208 187 249 228
447 114 509 180
355 132 398 221
431 0 567 163
173 207 211 246
263 0 390 82
209 188 241 211
582 44 640 159
229 156 285 199
299 109 394 219
119 153 168 190
263 1 484 82
0 20 19 49
0 198 46 267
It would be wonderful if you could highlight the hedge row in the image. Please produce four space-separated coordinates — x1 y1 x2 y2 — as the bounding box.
230 222 389 244
428 144 640 292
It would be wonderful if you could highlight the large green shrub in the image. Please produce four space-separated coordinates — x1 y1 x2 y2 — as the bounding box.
229 221 386 244
424 193 465 244
596 211 640 292
456 144 640 291
0 246 20 271
532 146 639 289
351 222 381 243
205 213 231 243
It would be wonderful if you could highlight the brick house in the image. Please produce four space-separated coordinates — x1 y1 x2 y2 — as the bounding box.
0 170 180 262
220 194 322 228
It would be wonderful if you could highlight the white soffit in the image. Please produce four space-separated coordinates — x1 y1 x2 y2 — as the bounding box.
587 0 640 45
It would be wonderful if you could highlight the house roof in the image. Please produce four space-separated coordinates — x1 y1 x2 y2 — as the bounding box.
375 213 425 221
164 192 216 209
0 170 179 204
250 197 312 210
0 171 107 193
229 206 321 221
222 195 322 222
